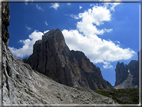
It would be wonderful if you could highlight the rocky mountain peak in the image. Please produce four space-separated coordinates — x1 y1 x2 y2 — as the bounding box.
115 62 129 86
42 29 65 44
115 57 139 88
24 29 113 90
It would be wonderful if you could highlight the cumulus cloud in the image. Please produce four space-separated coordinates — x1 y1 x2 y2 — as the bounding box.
9 30 43 58
62 4 136 69
36 4 43 11
75 5 113 36
50 3 59 10
62 29 135 64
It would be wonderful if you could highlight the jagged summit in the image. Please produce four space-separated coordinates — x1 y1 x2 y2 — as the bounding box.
24 29 113 90
115 62 129 86
114 58 139 89
42 28 62 40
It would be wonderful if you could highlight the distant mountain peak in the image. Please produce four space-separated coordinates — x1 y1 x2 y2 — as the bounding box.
114 56 139 89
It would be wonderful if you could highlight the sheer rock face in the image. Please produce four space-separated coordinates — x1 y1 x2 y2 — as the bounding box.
115 62 129 86
114 60 139 88
71 50 112 90
25 28 113 90
128 60 139 87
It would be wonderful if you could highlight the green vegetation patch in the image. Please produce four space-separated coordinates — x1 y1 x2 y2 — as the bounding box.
94 88 139 104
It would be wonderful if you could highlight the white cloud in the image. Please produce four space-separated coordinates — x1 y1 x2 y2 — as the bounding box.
103 62 113 69
62 4 136 69
25 25 31 31
62 29 135 63
78 6 111 26
50 3 59 10
45 21 48 26
69 5 113 36
79 6 82 9
36 4 43 11
9 30 43 58
75 6 112 36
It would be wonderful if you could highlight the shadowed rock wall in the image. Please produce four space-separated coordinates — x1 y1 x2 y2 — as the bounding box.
25 28 113 90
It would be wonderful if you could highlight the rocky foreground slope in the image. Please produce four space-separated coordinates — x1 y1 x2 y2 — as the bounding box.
2 42 118 105
1 2 118 106
23 28 112 90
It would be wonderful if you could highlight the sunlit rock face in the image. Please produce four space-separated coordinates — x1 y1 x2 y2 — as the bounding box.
24 28 113 90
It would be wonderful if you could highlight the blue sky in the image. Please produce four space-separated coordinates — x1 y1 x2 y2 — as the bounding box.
8 1 139 86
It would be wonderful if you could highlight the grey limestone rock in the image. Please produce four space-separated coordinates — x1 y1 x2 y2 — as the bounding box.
71 50 113 90
128 60 139 87
25 28 113 90
2 41 118 105
114 59 139 89
115 62 129 86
